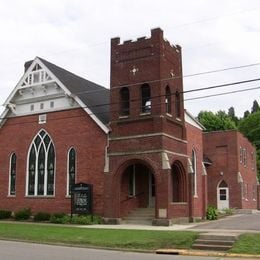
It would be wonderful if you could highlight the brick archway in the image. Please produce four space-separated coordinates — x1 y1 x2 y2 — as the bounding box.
116 159 156 218
171 161 187 202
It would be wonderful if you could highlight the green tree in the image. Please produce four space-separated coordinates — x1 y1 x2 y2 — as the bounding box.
239 111 260 179
252 100 260 114
228 106 239 126
198 110 237 132
244 110 250 118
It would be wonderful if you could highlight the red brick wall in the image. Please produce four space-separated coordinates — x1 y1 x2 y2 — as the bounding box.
186 122 207 218
0 108 107 215
203 130 257 210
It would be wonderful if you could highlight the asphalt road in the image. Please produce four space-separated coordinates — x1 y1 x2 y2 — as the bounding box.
191 212 260 231
0 240 240 260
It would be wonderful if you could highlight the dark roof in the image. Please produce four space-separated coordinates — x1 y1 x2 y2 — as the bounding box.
203 154 212 165
38 57 110 125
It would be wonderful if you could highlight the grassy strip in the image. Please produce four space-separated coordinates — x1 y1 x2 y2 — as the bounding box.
230 233 260 255
0 223 197 250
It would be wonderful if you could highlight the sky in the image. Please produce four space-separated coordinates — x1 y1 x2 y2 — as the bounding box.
0 0 260 118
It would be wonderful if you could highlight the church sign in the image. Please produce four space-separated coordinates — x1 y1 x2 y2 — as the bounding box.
71 183 93 214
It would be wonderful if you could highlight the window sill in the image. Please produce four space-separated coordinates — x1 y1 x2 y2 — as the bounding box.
176 117 182 121
166 113 172 117
119 115 129 119
140 112 151 116
25 195 55 199
7 195 16 198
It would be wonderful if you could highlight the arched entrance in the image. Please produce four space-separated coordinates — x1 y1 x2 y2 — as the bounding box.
217 180 229 210
120 162 155 217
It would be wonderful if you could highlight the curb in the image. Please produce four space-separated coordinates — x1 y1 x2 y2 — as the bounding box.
156 249 260 258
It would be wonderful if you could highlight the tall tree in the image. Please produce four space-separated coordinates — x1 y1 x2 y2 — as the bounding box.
228 106 239 125
252 100 260 114
239 111 260 179
243 110 250 118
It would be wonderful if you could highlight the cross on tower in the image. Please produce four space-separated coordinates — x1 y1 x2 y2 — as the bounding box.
130 66 139 76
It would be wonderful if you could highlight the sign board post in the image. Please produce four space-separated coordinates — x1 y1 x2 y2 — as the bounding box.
71 183 93 217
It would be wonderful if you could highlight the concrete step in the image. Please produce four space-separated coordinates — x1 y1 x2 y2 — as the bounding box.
192 243 232 251
123 208 155 225
199 233 238 242
195 239 234 246
192 232 239 252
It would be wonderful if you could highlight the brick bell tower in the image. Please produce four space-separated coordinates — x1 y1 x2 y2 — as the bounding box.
104 28 190 225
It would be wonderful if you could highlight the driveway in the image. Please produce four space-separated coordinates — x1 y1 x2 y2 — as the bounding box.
190 211 260 232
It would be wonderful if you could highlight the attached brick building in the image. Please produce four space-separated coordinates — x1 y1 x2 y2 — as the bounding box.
203 130 258 211
0 28 258 225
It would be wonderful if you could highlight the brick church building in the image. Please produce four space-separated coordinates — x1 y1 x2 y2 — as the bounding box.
0 28 258 225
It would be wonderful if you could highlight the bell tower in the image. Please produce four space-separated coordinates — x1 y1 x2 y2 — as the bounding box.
110 27 186 139
105 28 190 225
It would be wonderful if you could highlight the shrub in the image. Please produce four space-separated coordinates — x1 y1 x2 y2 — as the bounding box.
206 205 218 220
50 213 70 224
34 212 51 222
0 210 12 219
14 208 31 221
222 208 235 215
70 215 102 225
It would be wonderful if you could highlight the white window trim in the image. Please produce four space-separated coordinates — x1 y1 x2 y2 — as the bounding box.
25 129 56 197
192 149 198 197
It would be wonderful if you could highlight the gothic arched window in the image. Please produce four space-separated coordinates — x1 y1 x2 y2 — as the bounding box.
27 130 55 196
120 87 130 116
141 84 151 113
67 147 76 195
9 153 16 195
192 149 197 197
165 86 171 114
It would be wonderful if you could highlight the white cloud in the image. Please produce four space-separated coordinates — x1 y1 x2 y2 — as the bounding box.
0 0 259 118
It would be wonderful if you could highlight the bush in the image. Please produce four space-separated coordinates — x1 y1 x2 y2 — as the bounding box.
222 208 235 215
206 205 218 220
50 213 70 224
14 208 31 221
34 212 51 222
0 210 12 219
70 215 102 225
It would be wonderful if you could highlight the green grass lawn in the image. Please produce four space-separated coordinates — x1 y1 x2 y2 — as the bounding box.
230 233 260 255
0 222 197 251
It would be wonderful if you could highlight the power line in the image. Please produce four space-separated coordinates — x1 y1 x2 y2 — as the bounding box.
2 60 260 99
0 85 258 125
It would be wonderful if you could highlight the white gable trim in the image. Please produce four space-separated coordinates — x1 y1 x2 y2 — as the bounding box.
185 110 205 130
2 57 109 134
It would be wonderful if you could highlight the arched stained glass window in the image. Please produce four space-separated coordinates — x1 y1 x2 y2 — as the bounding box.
9 153 16 195
67 148 76 195
27 130 55 196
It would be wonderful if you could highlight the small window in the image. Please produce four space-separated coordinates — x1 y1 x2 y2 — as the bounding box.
165 86 171 114
191 149 197 197
239 147 243 164
50 101 54 108
67 148 76 196
30 104 34 111
9 153 16 196
39 114 47 124
40 103 44 110
120 87 130 116
141 84 151 114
